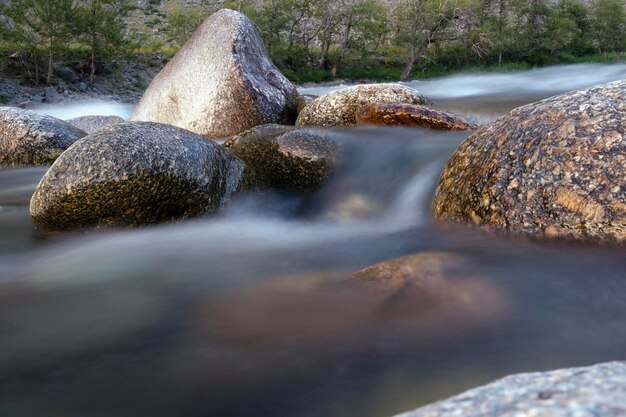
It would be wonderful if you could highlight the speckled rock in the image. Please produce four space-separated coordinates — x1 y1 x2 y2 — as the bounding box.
66 115 125 133
130 9 299 138
433 80 626 243
296 84 431 127
356 103 477 130
395 362 626 417
0 107 86 166
296 94 319 114
224 124 338 192
30 122 253 232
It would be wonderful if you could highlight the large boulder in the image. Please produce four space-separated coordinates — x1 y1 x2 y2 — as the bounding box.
0 107 86 166
30 122 253 232
130 9 299 138
433 80 626 243
395 362 626 417
356 103 477 131
66 115 125 134
224 124 338 192
295 84 430 127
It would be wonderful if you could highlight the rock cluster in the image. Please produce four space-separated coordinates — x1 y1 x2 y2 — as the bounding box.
130 9 299 138
0 107 86 166
296 84 431 127
396 362 626 417
433 80 626 243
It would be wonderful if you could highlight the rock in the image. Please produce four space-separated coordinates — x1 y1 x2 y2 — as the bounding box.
433 80 626 243
55 66 77 83
0 107 86 166
130 9 299 138
297 94 318 114
30 122 253 232
44 86 60 104
78 82 88 92
395 361 626 417
66 115 125 134
224 124 338 192
356 103 477 130
295 84 430 127
205 251 505 346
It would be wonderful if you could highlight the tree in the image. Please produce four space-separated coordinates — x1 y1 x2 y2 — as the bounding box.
590 0 626 53
77 0 130 85
5 0 78 85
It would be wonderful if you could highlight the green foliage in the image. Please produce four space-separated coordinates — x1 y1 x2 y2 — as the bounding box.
0 93 11 104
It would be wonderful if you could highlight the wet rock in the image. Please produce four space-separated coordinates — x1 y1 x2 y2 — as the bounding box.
0 107 86 166
295 84 430 127
356 103 477 130
224 124 338 192
30 122 253 232
205 252 505 346
66 115 125 134
396 361 626 417
433 80 626 243
130 9 299 138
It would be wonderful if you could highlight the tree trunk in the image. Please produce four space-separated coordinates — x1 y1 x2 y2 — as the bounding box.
46 41 53 86
89 31 96 85
400 43 417 81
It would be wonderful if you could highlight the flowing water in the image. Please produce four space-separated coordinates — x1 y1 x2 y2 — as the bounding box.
2 63 626 417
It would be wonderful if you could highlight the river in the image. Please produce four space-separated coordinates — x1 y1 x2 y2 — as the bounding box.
1 62 626 417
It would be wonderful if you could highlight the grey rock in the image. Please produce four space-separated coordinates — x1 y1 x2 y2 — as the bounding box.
396 362 626 417
224 124 338 192
433 80 626 243
44 86 59 103
66 115 125 133
0 107 86 166
130 9 299 138
296 84 431 127
30 122 254 232
78 82 88 92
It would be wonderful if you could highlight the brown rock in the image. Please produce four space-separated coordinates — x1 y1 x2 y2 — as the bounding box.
433 80 626 243
130 9 299 138
66 115 125 134
355 103 477 130
295 84 431 127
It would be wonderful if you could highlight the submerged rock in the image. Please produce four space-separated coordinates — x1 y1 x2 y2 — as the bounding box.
296 84 430 127
356 103 477 130
433 80 626 243
30 122 253 232
130 9 299 138
0 107 86 166
396 361 626 417
205 252 505 345
66 115 125 134
225 124 338 192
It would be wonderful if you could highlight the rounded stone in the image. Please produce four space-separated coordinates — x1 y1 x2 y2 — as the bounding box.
130 9 299 138
433 80 626 243
66 115 125 134
0 107 86 166
356 103 477 130
396 362 626 417
30 122 253 232
224 124 338 192
295 84 431 127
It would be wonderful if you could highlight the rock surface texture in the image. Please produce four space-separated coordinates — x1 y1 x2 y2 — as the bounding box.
433 80 626 243
30 122 252 232
130 9 299 138
225 124 338 191
395 362 626 417
296 84 430 127
356 103 477 130
66 115 125 134
0 107 86 166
